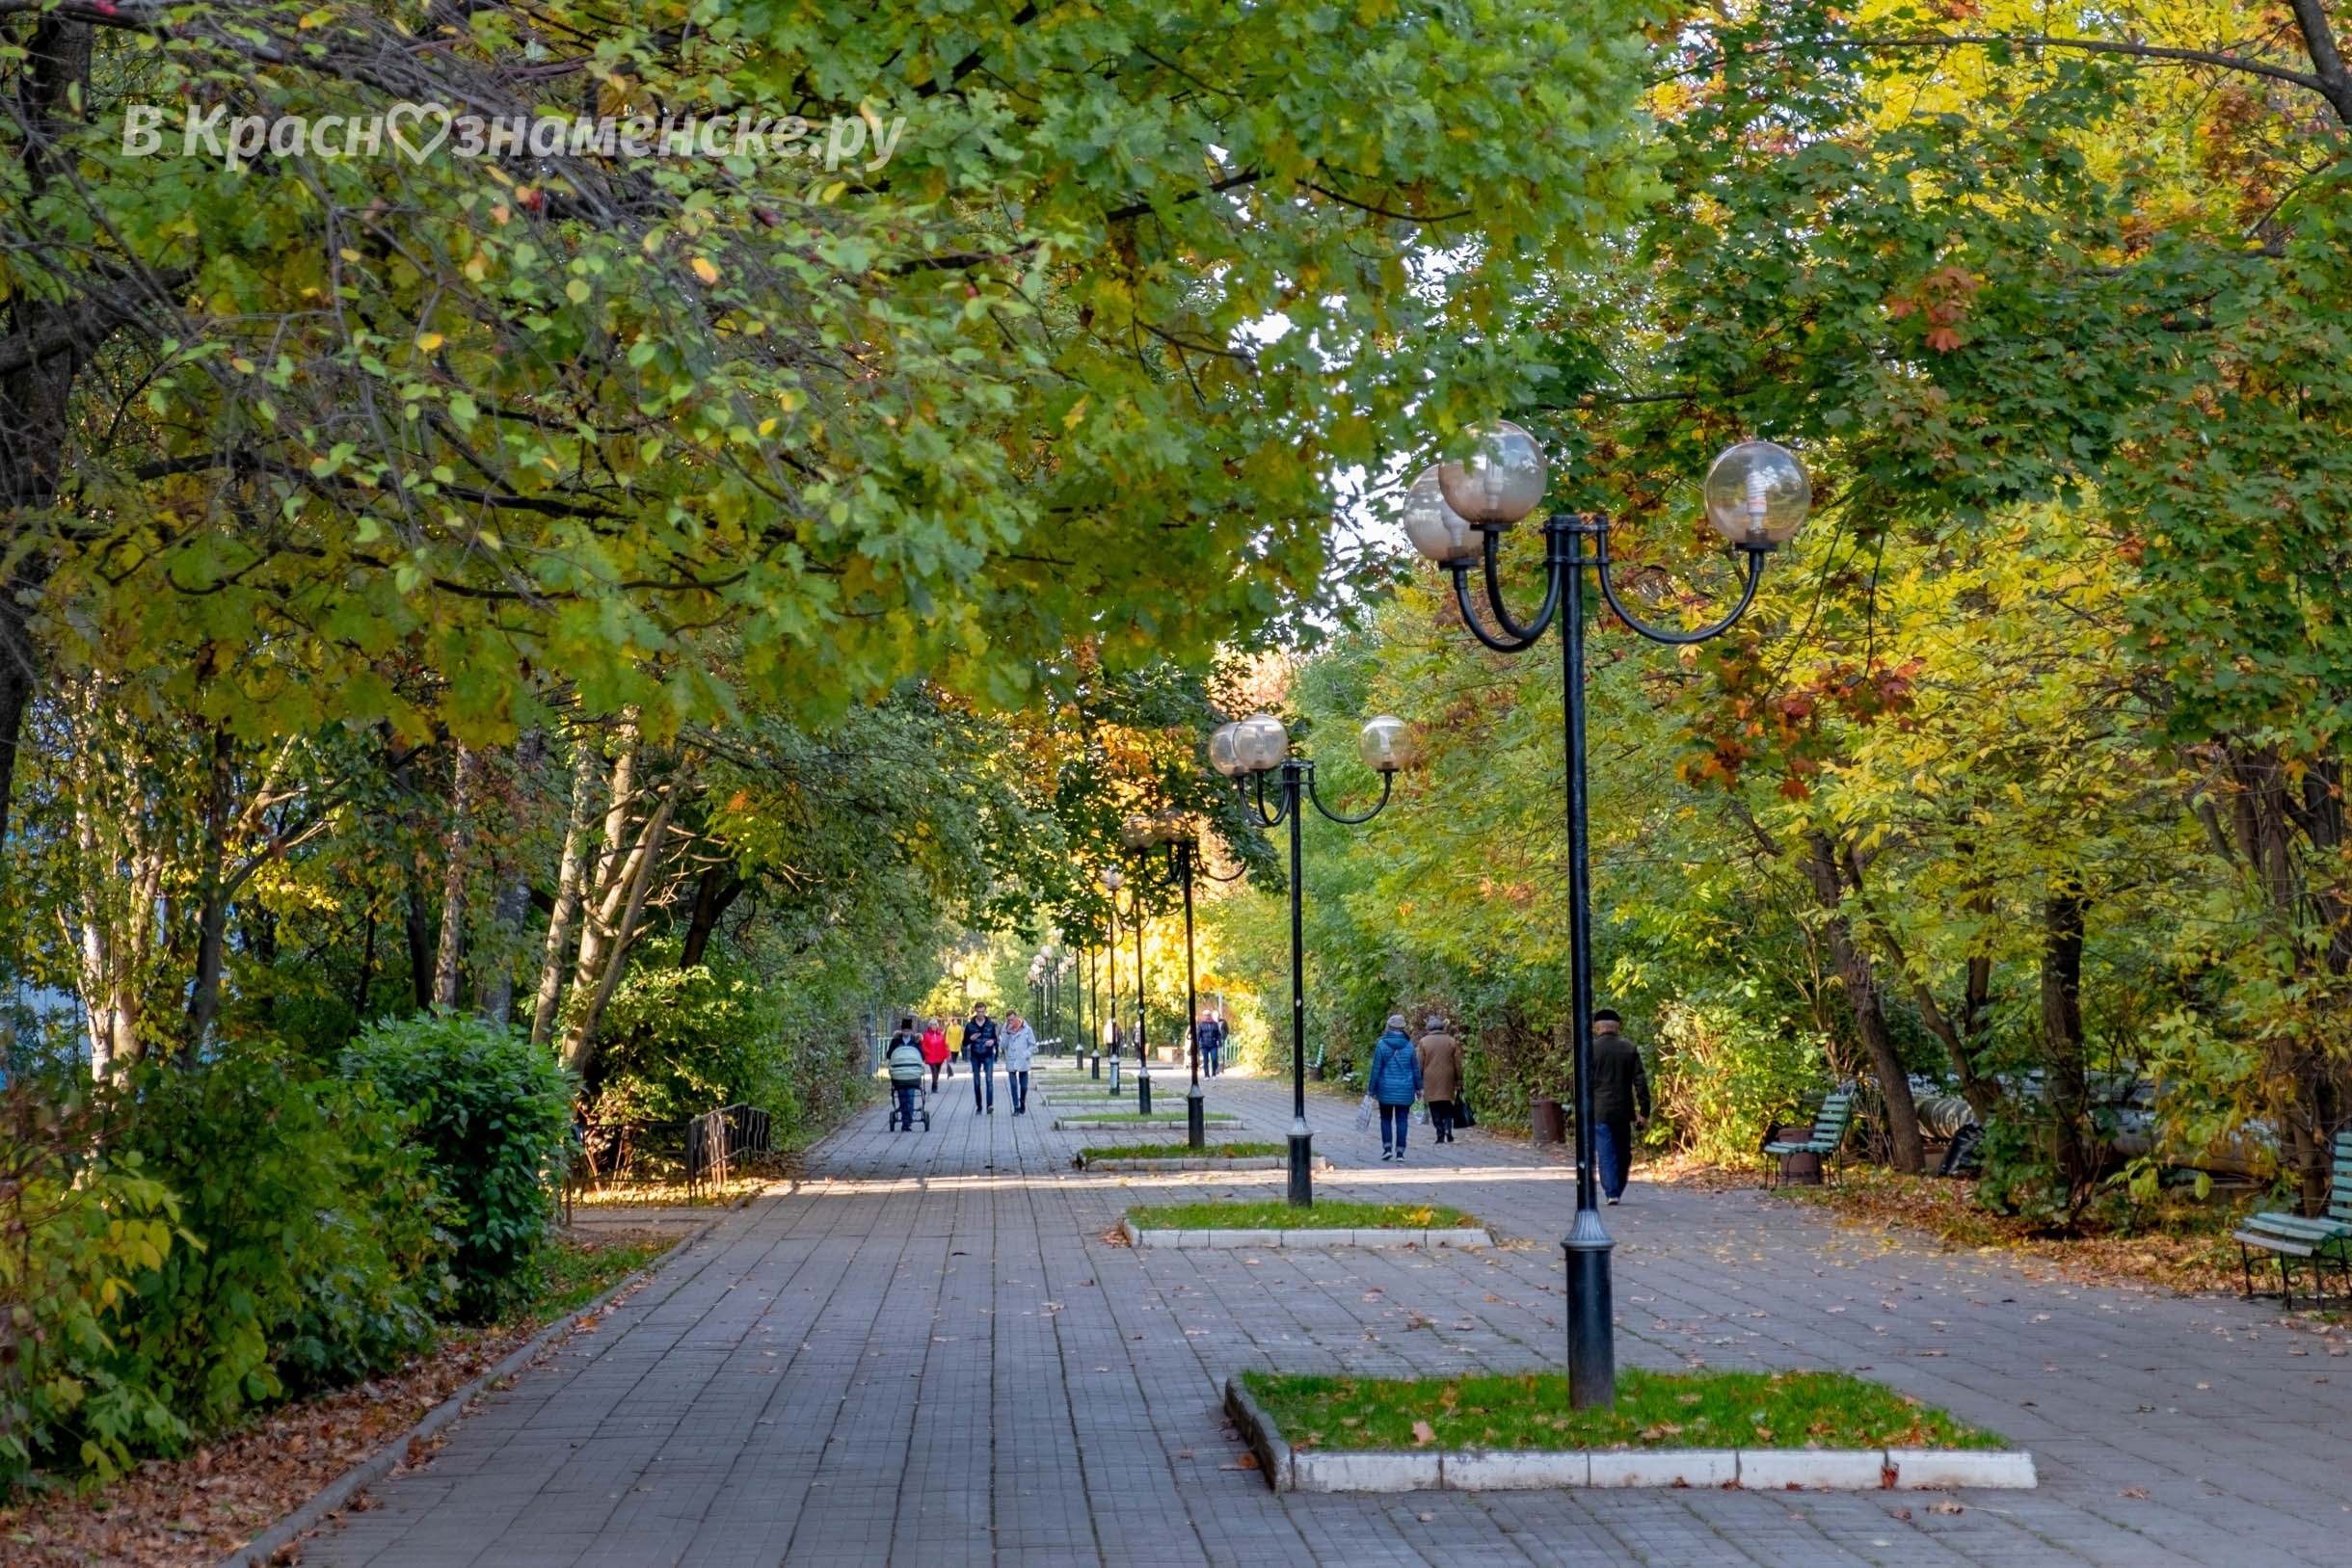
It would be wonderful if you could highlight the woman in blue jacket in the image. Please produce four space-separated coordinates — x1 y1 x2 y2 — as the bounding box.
1369 1014 1423 1161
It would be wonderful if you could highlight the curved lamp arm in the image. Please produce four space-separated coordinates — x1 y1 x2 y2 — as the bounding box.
1238 767 1291 828
1304 764 1394 826
1592 530 1770 647
1448 525 1561 654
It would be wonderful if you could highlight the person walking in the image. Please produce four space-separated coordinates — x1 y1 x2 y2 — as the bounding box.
1001 1010 1039 1115
920 1018 950 1092
964 1003 1001 1113
1208 1013 1228 1076
886 1018 927 1129
1590 1008 1651 1204
1369 1014 1423 1162
1416 1015 1465 1145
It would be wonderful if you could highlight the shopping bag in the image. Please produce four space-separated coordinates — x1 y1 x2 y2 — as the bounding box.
1456 1097 1477 1129
1412 1099 1430 1126
1354 1093 1376 1130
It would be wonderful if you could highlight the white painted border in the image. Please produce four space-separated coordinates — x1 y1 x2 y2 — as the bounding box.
1219 1375 2036 1494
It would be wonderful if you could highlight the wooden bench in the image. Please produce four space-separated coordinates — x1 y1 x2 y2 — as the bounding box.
2235 1129 2352 1308
1761 1086 1856 1189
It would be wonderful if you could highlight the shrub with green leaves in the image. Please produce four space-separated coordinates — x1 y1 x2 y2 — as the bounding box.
0 1083 183 1484
98 1050 447 1448
345 1013 575 1320
587 955 791 1129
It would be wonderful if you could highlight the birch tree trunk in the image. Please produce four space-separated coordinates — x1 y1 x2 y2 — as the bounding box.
530 731 603 1047
1804 830 1925 1174
557 764 689 1077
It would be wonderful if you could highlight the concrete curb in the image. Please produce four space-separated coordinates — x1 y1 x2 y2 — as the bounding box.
211 1202 745 1568
1218 1376 2036 1494
1124 1221 1494 1250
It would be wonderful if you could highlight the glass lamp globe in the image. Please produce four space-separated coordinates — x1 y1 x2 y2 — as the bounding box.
1208 721 1246 778
1101 865 1124 892
1702 439 1811 545
1235 712 1290 772
1120 813 1154 851
1401 466 1476 564
1357 714 1412 773
1437 419 1548 526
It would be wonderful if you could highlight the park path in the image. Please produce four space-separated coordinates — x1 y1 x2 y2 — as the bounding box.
308 1061 2352 1567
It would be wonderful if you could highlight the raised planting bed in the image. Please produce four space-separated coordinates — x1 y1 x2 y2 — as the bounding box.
1054 1112 1241 1129
1224 1369 2033 1493
1077 1141 1333 1173
1122 1199 1490 1249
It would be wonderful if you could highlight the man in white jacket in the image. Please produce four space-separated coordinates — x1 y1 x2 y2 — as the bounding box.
1001 1012 1040 1115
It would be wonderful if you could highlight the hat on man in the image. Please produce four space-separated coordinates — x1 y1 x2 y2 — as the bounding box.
1385 1014 1408 1030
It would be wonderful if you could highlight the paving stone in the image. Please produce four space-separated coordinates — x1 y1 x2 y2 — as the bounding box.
302 1063 2352 1567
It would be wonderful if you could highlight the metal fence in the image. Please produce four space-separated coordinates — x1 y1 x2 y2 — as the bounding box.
685 1103 772 1198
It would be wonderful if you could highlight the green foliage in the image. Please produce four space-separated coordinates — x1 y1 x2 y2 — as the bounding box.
97 1051 446 1448
588 950 789 1127
343 1015 573 1321
1651 1002 1830 1165
0 1087 182 1484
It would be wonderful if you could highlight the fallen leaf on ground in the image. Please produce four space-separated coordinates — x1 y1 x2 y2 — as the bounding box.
1411 1421 1436 1448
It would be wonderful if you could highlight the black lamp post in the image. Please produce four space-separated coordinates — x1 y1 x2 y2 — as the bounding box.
1208 713 1407 1206
1403 422 1813 1410
1102 867 1126 1095
1085 944 1101 1076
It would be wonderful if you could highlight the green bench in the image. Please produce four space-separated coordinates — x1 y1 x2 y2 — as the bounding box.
1760 1085 1856 1189
2235 1129 2352 1308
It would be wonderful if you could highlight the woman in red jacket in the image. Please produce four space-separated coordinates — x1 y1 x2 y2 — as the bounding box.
919 1018 950 1091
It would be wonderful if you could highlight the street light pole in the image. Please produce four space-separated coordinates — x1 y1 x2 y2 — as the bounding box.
1404 424 1812 1410
1178 837 1203 1148
1210 714 1405 1207
1102 868 1125 1095
1133 886 1151 1115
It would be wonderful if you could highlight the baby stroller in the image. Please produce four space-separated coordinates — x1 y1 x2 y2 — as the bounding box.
889 1081 931 1131
885 1029 933 1131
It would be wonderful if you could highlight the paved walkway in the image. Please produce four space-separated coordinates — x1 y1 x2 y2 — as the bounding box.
310 1063 2352 1567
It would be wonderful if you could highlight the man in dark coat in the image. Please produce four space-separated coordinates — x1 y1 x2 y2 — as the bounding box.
965 1004 1001 1113
1588 1008 1650 1204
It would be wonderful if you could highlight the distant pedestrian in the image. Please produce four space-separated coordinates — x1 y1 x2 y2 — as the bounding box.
886 1018 926 1129
1589 1009 1650 1204
965 1003 1001 1113
1369 1013 1423 1162
1193 1011 1218 1077
1416 1016 1464 1145
920 1018 950 1091
1002 1011 1039 1114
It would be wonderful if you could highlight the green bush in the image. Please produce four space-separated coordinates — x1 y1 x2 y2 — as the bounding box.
588 954 793 1128
0 1083 184 1484
1649 1000 1829 1164
98 1050 447 1448
345 1012 574 1320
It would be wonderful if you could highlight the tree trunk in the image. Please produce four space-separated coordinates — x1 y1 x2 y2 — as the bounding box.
571 734 639 997
1804 831 1925 1173
354 905 377 1019
2040 880 2092 1195
530 731 602 1047
558 770 687 1077
182 724 237 1058
680 864 743 969
433 744 482 1009
0 19 96 850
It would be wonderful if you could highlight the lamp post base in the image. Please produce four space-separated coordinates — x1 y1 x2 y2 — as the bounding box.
1187 1085 1205 1148
1109 1055 1122 1093
1563 1207 1617 1409
1288 1122 1314 1208
1090 1052 1101 1079
1137 1070 1152 1116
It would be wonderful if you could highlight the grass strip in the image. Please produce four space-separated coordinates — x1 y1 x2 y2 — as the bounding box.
1131 1199 1475 1231
1080 1141 1284 1161
1243 1369 2003 1452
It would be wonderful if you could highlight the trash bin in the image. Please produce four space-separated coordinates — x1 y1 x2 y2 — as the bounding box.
1771 1126 1823 1185
1531 1096 1566 1145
